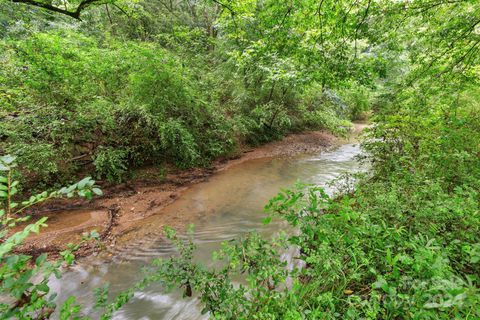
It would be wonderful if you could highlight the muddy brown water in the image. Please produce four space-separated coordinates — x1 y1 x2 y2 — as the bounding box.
49 143 363 319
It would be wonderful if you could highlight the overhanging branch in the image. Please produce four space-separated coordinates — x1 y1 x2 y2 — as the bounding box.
11 0 105 20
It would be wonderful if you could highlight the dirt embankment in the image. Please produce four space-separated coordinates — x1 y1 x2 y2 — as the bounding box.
15 123 368 258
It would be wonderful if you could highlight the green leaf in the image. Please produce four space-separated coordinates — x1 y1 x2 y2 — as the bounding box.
92 188 103 196
84 190 92 200
36 283 50 293
1 155 15 164
36 253 48 266
77 177 92 189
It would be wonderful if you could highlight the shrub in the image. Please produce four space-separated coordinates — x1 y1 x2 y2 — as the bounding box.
159 119 200 168
0 31 235 185
93 147 129 183
241 102 292 145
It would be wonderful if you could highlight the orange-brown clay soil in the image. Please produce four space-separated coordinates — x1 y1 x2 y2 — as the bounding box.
15 123 368 258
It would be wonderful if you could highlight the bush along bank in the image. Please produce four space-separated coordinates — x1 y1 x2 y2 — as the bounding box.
0 31 365 191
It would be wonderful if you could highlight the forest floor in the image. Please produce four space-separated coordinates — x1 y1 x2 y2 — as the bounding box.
15 123 368 259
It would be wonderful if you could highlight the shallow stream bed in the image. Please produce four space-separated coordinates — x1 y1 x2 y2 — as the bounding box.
50 143 363 319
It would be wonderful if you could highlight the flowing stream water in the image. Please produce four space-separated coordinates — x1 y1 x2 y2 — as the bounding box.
50 143 363 319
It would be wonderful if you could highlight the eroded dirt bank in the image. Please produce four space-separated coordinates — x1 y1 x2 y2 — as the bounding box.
16 124 368 258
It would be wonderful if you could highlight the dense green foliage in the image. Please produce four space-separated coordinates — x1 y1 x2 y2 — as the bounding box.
1 0 480 319
0 0 370 187
128 0 480 319
0 31 235 185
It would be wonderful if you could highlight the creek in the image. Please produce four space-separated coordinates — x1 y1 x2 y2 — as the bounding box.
50 143 363 319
